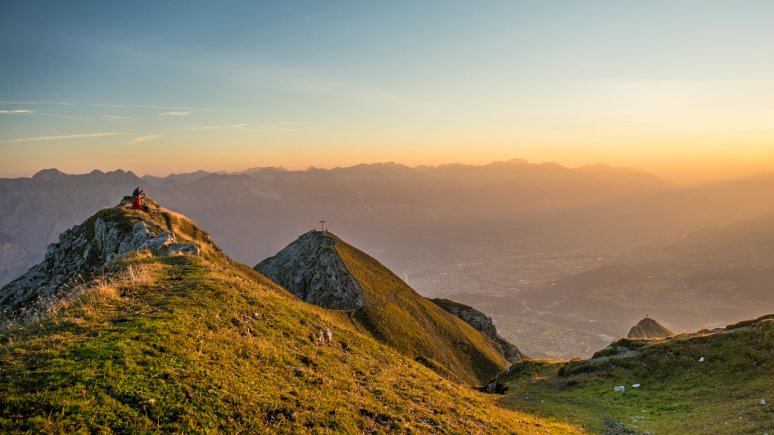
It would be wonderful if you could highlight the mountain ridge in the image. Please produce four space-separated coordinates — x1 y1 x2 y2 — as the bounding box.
256 230 516 385
0 200 579 433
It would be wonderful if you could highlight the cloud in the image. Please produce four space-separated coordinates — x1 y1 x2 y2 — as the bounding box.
157 111 191 116
183 122 304 134
100 114 135 120
0 109 33 113
185 123 249 130
0 100 214 111
0 132 123 143
130 134 163 144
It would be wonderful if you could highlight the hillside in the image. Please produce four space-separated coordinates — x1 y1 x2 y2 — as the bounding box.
256 231 511 385
431 297 525 363
627 317 673 339
0 201 581 433
498 315 774 434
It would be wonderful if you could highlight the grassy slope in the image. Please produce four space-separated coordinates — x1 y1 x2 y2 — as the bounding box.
0 206 581 433
499 318 774 434
334 238 509 386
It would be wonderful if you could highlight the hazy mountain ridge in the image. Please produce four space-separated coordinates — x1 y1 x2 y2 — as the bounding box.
3 162 774 358
0 233 31 287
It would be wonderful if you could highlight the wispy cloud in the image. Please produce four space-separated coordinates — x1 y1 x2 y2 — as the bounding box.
0 109 33 113
158 111 191 116
130 134 163 144
0 100 214 111
0 132 123 143
100 114 135 120
183 122 304 134
185 123 249 130
243 122 307 135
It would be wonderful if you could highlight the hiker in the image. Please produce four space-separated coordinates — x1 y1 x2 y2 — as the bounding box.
132 187 149 212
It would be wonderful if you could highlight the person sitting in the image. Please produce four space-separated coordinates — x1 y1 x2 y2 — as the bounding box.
131 187 149 212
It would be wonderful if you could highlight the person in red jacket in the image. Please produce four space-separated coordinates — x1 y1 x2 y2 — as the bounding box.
131 187 148 212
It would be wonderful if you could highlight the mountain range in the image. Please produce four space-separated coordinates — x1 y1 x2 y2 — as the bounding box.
2 161 774 359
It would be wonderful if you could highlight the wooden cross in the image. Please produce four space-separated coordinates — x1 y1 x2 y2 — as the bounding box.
319 219 327 231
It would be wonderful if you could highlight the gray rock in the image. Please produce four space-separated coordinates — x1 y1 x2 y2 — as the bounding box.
165 243 200 256
255 231 365 310
431 298 525 363
0 209 199 322
314 327 333 346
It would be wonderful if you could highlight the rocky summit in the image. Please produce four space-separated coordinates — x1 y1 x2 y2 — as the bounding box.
255 230 517 385
627 317 674 339
255 231 364 310
0 198 203 322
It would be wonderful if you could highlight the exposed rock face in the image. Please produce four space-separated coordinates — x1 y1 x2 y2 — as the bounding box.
0 169 143 278
431 298 525 363
255 231 364 310
0 207 198 321
627 317 674 339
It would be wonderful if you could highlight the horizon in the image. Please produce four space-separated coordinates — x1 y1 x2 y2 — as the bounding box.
7 157 774 187
2 1 774 183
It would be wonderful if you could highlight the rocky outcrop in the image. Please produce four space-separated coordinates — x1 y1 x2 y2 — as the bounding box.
0 206 199 322
627 317 673 339
255 231 364 310
431 298 525 363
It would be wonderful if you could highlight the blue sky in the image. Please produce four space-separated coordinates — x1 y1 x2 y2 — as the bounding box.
1 1 773 180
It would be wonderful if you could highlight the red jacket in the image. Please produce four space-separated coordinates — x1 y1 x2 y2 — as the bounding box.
132 196 141 210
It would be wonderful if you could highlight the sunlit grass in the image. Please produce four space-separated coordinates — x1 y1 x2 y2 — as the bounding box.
0 205 583 433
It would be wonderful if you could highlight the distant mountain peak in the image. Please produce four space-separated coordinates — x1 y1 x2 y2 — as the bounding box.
31 168 66 181
627 317 674 339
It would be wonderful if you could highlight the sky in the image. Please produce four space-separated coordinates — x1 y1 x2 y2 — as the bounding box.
1 1 773 182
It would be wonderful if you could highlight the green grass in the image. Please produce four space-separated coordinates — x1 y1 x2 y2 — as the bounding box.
0 205 583 433
334 238 509 386
499 318 774 434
